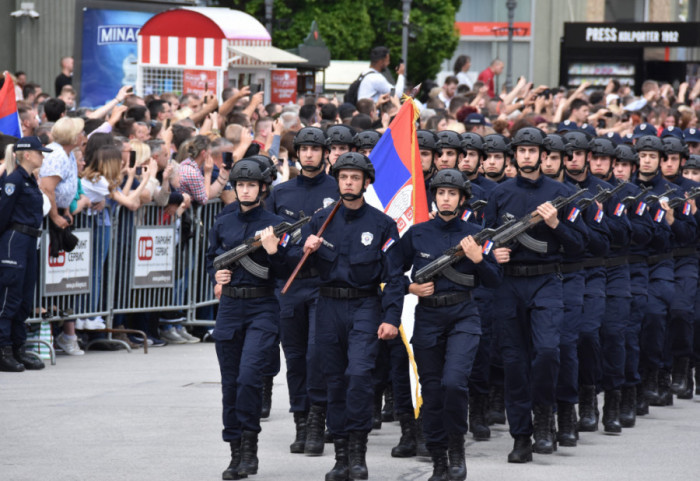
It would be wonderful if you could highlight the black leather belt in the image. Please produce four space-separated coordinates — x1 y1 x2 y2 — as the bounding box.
10 223 42 238
419 291 471 307
605 256 629 268
222 285 275 299
504 263 560 277
627 255 647 264
673 247 697 258
560 262 584 274
582 257 605 269
295 267 320 280
319 286 378 299
647 252 673 266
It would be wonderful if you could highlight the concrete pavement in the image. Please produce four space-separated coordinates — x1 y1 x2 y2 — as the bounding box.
2 343 700 481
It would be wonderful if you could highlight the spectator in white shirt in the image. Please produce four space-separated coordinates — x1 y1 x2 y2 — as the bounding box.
357 46 405 103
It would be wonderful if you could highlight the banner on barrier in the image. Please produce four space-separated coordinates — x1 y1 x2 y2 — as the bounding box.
42 230 92 295
132 226 176 288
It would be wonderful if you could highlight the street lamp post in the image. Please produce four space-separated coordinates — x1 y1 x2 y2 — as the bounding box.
402 0 411 78
265 0 274 35
505 0 517 91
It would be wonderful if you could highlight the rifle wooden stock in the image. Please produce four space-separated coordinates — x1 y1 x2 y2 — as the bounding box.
281 200 342 294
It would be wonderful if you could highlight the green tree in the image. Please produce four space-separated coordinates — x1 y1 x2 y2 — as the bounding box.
214 0 459 84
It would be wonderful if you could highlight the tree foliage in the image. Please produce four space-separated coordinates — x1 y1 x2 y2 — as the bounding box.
213 0 460 85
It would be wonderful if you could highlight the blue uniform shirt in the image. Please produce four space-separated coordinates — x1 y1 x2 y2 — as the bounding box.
0 166 44 234
265 172 338 221
608 177 654 254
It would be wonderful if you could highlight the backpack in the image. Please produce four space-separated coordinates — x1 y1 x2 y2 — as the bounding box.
344 70 379 106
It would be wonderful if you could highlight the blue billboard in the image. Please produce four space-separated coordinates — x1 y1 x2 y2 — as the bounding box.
80 8 154 107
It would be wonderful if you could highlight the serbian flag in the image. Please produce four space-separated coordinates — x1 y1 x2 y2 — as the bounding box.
0 73 21 137
366 97 429 236
366 97 429 418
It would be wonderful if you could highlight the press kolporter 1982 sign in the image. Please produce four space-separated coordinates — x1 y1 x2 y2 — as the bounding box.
564 22 700 48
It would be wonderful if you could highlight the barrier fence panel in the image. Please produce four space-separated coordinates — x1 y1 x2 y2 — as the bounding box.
187 199 223 326
109 203 192 318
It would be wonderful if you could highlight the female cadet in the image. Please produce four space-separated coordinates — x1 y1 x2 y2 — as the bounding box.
206 158 290 480
400 169 502 481
0 137 52 372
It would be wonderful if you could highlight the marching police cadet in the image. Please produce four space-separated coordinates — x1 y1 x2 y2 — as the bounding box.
481 134 511 184
484 127 587 463
401 169 502 481
632 135 696 415
682 155 700 398
683 127 700 156
418 129 439 211
293 152 405 481
326 125 357 167
206 159 291 480
660 136 700 403
263 127 338 455
353 130 381 158
0 137 51 372
611 144 655 427
459 132 496 194
541 134 567 181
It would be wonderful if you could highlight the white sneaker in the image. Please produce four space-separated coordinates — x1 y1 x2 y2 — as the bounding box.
56 333 85 356
159 328 187 344
175 325 201 344
158 316 187 324
75 318 86 330
84 317 106 330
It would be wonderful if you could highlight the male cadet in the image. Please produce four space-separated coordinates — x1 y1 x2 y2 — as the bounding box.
418 129 439 211
484 127 587 463
482 134 511 184
683 127 700 156
354 130 381 158
682 155 700 398
457 131 498 440
541 134 567 180
611 144 655 427
660 136 700 403
264 126 338 455
326 125 356 167
632 135 695 416
296 152 405 481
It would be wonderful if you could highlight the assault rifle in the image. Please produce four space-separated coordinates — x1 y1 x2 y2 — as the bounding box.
644 185 677 208
413 188 588 284
577 181 627 210
666 186 700 210
620 185 652 209
468 199 488 214
213 215 310 271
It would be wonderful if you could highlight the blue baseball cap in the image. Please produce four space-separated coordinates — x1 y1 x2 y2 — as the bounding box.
621 133 635 145
632 123 656 139
464 113 491 126
683 127 700 143
580 123 597 137
660 126 683 140
14 136 52 153
556 120 577 133
605 131 622 145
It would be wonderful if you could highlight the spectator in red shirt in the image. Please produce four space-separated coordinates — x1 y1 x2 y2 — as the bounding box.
477 59 504 98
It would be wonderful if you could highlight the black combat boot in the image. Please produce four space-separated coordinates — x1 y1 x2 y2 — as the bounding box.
696 366 700 395
446 434 466 481
12 344 44 370
428 449 448 481
0 345 24 372
290 411 307 453
678 366 694 400
325 428 333 444
619 385 637 427
415 412 430 458
671 357 689 395
325 438 349 481
371 390 383 430
556 402 577 447
222 439 247 480
507 435 532 463
469 393 491 441
642 368 662 406
305 404 326 455
486 385 506 425
602 390 622 434
653 369 673 406
238 431 258 476
260 376 273 419
532 405 554 454
577 385 598 432
381 384 395 422
391 412 417 457
348 431 369 480
636 383 649 416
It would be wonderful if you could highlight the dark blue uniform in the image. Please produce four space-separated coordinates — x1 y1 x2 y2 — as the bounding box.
206 204 290 442
292 201 405 437
0 166 43 349
401 215 501 449
265 173 338 413
485 174 587 439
